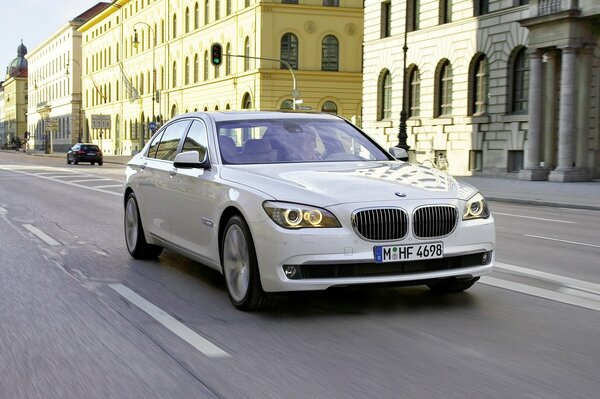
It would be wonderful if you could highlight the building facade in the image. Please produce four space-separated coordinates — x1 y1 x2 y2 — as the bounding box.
362 0 600 180
1 42 29 150
79 0 363 155
26 3 109 153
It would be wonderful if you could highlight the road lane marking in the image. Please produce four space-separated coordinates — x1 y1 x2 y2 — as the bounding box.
70 179 112 183
523 234 600 249
481 276 600 312
22 224 61 246
93 184 123 189
109 284 230 358
559 287 600 302
0 206 7 213
492 212 575 224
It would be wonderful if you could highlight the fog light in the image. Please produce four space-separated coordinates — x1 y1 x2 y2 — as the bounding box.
283 265 301 279
482 251 492 264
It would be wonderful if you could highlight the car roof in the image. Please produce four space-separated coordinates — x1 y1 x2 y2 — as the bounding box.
173 111 342 124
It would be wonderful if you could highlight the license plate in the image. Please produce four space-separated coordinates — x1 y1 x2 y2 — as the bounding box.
374 242 443 263
87 152 96 155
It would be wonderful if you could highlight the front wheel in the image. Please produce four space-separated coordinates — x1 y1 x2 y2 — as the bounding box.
124 192 163 259
221 215 272 311
427 277 479 293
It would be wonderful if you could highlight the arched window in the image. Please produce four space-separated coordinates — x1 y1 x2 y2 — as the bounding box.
161 66 165 90
116 80 119 101
194 3 199 29
436 59 453 116
511 47 529 113
185 7 190 33
280 33 298 70
469 54 488 115
244 37 250 71
204 0 210 25
172 13 177 38
226 0 232 15
172 61 177 88
215 0 221 20
321 35 339 71
378 70 392 120
140 73 144 95
242 93 252 109
226 103 231 110
280 99 294 110
407 65 420 117
161 19 165 43
171 104 178 118
225 43 231 75
321 101 338 114
204 50 209 80
194 54 199 82
185 57 190 85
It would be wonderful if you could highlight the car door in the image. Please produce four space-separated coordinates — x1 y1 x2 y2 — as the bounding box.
139 119 191 243
166 119 221 262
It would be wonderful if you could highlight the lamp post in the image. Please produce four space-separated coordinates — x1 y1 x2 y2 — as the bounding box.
397 2 410 152
65 58 84 143
132 22 157 148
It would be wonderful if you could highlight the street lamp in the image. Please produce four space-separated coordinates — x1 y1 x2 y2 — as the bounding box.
397 2 410 152
132 22 157 148
65 58 84 143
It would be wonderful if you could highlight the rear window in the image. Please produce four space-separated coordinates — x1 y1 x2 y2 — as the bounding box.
81 145 100 151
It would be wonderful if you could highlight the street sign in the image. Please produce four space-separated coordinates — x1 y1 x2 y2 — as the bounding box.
91 114 111 130
45 119 58 132
296 105 312 110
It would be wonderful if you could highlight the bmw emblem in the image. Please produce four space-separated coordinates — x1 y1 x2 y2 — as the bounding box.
395 192 407 198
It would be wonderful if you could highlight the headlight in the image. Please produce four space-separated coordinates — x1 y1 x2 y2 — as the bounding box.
263 201 341 229
463 192 490 220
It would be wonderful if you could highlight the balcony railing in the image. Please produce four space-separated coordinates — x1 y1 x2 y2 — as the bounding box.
538 0 561 15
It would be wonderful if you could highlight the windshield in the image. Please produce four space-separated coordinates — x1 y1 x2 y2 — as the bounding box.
216 118 391 164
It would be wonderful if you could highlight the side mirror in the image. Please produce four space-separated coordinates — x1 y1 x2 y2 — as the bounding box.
389 147 409 162
173 150 211 169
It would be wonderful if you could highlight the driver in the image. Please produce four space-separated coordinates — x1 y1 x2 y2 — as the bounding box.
290 130 320 161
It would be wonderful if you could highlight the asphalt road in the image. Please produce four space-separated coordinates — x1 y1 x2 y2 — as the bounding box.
1 151 599 399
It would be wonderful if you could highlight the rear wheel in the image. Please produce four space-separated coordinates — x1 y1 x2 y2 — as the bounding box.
124 192 162 259
221 215 273 311
98 161 103 166
427 277 479 293
73 158 78 165
67 158 71 165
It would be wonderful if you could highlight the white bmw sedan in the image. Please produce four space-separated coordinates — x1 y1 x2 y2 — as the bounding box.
124 111 495 310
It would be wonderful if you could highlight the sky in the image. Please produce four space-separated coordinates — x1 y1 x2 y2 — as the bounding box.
1 0 102 75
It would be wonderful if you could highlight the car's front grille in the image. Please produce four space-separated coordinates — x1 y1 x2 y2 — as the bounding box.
352 208 408 241
286 252 491 280
413 205 458 238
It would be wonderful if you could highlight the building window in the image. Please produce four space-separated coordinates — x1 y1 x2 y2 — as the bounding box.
215 0 221 20
242 92 252 109
282 0 298 3
469 150 483 171
194 54 199 82
245 0 251 6
172 13 177 38
323 0 339 6
378 70 392 120
507 150 524 172
408 66 420 117
381 1 392 38
440 0 452 24
475 0 489 16
227 0 232 15
280 99 294 110
194 2 199 29
204 0 210 25
321 35 339 71
172 61 177 87
470 54 488 115
185 57 190 85
244 37 250 71
204 50 209 80
280 33 298 70
185 7 190 32
321 101 338 114
511 47 529 113
225 43 231 75
408 0 420 32
518 0 529 5
436 60 452 117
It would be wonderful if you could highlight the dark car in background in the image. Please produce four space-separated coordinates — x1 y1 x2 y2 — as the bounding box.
67 143 103 165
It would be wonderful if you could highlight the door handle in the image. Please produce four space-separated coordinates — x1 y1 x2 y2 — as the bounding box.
140 162 147 170
169 168 177 177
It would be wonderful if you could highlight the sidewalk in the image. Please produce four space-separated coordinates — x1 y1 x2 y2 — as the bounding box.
3 149 599 210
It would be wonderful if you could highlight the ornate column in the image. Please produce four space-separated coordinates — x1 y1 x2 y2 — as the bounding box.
519 49 548 180
549 46 590 181
575 45 593 179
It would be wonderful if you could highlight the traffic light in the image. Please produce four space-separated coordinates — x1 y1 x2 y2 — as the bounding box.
211 43 222 67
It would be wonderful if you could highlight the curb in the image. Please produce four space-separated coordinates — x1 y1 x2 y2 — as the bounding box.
487 196 600 211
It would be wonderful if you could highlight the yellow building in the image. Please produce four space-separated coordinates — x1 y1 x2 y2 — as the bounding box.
1 42 29 149
79 0 363 155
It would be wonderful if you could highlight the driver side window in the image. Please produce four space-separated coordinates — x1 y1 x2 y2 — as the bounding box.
181 120 209 161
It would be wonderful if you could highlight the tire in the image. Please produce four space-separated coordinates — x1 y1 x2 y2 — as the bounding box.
427 277 480 293
98 161 103 166
73 158 78 165
221 215 273 311
124 192 163 259
67 158 71 165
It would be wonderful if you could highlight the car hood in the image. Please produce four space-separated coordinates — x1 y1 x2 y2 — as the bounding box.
220 161 479 206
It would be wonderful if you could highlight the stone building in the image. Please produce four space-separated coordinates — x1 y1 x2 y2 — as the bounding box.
1 41 29 149
78 0 364 155
362 0 600 180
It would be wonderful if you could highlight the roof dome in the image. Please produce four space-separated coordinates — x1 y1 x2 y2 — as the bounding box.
7 40 28 78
